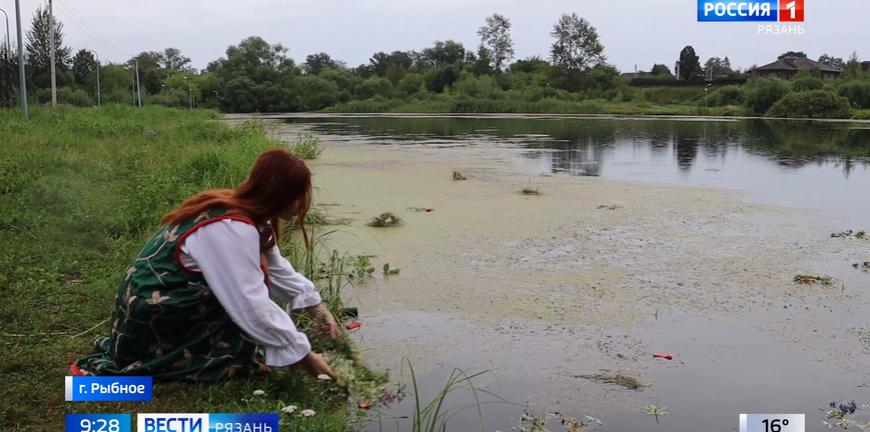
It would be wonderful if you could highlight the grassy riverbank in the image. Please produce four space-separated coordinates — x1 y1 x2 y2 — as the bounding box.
329 96 870 119
328 96 738 117
325 81 870 120
0 106 377 431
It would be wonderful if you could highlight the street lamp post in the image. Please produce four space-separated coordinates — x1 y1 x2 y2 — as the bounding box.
704 83 712 112
84 49 100 107
124 65 134 105
0 7 11 53
14 0 27 117
182 76 192 110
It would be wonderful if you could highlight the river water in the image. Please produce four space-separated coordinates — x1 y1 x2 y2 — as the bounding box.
266 114 870 432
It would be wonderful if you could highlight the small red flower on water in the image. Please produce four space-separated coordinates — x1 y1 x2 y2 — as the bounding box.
652 353 673 360
346 321 361 331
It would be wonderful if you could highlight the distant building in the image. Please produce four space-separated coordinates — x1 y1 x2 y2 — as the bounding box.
754 56 842 80
619 71 655 80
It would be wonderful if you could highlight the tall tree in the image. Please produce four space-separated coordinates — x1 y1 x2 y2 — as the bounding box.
471 46 494 76
549 13 605 71
70 49 96 85
678 46 702 80
163 48 191 71
704 56 733 78
210 36 301 112
844 51 862 78
303 53 345 75
477 13 514 72
778 51 807 59
129 51 166 94
509 56 550 74
368 51 414 78
818 54 846 70
26 5 71 87
419 40 466 69
650 63 673 77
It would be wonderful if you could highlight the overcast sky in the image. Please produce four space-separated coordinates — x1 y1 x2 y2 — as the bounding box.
7 0 869 72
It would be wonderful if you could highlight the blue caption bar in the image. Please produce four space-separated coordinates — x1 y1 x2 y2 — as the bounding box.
137 413 279 432
65 376 152 402
698 0 779 21
209 414 279 432
65 414 132 432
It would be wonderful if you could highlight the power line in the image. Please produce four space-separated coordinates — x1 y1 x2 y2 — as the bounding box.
52 1 123 57
53 0 131 58
50 2 110 53
55 0 128 54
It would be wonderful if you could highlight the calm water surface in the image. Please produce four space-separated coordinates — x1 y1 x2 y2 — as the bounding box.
277 115 870 431
285 115 870 225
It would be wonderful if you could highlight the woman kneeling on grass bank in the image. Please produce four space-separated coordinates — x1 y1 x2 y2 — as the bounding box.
73 149 338 381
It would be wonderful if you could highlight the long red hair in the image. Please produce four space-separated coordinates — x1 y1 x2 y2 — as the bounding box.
162 149 312 247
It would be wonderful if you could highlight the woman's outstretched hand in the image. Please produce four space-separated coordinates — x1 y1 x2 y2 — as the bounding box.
306 303 340 340
291 351 335 379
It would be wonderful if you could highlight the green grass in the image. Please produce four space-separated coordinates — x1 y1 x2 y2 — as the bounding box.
0 105 378 430
329 95 742 117
289 133 323 160
328 84 870 119
402 360 503 432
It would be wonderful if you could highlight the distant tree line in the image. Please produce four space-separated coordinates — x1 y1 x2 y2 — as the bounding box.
2 9 868 118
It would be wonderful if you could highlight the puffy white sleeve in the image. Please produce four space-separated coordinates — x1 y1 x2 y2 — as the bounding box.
264 244 323 311
180 219 311 367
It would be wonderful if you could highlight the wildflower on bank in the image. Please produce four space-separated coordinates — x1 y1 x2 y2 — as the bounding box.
281 405 298 414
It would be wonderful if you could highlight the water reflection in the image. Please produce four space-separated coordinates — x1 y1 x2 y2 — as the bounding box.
283 115 870 224
287 116 870 176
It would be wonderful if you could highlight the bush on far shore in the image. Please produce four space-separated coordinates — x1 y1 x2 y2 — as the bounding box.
766 90 853 119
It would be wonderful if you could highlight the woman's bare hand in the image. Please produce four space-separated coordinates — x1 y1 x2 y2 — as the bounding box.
291 351 335 379
306 303 340 340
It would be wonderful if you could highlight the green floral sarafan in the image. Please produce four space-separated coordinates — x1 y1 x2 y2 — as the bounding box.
75 208 274 382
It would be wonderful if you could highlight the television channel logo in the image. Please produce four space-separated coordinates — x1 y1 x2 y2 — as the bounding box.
698 0 804 22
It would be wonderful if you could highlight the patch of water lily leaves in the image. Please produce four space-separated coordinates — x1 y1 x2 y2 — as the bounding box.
644 404 670 424
515 407 603 432
304 207 352 226
366 212 402 227
794 274 834 285
575 370 648 390
597 204 622 211
822 400 870 430
831 230 868 240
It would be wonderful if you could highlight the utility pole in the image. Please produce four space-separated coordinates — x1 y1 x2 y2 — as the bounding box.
48 0 57 105
134 58 141 107
85 49 100 106
183 75 192 110
14 0 27 117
